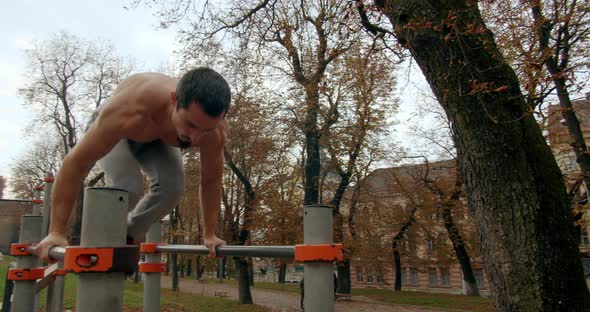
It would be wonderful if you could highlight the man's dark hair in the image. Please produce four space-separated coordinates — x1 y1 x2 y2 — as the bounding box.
176 67 231 117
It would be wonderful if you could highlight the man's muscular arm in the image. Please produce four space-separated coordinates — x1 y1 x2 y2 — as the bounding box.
36 99 140 261
199 121 228 257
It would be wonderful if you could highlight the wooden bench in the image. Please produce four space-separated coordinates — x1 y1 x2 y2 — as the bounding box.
335 293 352 301
214 291 228 298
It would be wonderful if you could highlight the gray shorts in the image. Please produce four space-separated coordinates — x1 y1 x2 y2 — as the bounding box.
89 109 185 242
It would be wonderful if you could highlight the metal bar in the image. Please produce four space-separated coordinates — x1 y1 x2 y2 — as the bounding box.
155 245 295 258
303 205 334 312
11 215 43 312
75 187 128 312
48 246 66 262
143 222 162 312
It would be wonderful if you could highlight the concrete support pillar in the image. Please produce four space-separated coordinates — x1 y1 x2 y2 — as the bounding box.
143 221 162 312
75 187 128 312
11 215 42 312
303 205 334 312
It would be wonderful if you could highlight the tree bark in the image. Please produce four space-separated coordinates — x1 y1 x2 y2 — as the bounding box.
236 257 253 304
370 1 590 310
278 262 287 283
393 244 402 291
303 85 321 205
442 204 479 296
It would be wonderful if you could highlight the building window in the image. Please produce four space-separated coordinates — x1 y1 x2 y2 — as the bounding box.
357 270 363 282
582 228 590 246
474 269 484 289
401 268 407 285
377 274 384 283
367 275 374 282
441 269 451 287
429 269 438 287
410 268 419 287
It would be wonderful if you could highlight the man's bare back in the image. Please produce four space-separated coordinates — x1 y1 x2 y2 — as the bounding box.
95 72 227 148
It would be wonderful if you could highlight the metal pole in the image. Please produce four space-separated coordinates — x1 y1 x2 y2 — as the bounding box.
155 245 295 258
11 215 43 312
42 175 65 312
143 222 162 312
75 187 128 312
303 205 334 312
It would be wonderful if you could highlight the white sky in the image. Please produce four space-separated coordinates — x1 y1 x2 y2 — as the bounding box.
0 0 180 196
0 0 433 198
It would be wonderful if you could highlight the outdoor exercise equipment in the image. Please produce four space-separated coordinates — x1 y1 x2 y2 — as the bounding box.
5 183 342 312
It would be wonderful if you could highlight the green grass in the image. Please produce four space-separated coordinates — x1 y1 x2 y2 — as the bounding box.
1 258 270 312
210 277 492 311
350 288 493 312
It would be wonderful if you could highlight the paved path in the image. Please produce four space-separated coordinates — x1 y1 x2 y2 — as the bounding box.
160 276 458 312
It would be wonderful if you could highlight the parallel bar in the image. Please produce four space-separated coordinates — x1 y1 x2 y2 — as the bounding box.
48 246 66 262
155 245 295 258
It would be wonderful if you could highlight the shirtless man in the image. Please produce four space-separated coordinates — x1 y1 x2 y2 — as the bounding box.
35 67 230 261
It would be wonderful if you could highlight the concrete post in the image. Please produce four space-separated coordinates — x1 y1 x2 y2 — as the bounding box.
303 205 334 312
75 187 128 312
11 215 43 312
32 187 42 216
41 175 53 237
143 222 162 312
43 173 65 312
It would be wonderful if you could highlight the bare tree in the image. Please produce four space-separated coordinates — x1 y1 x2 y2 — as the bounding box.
0 176 6 199
17 30 134 241
10 135 63 199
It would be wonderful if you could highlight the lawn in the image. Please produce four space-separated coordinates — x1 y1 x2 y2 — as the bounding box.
209 278 493 311
1 257 269 312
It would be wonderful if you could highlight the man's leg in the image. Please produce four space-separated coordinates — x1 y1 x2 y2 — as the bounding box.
96 140 144 210
126 140 185 242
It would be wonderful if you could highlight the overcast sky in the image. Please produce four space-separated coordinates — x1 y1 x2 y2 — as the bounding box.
0 0 181 194
0 0 432 198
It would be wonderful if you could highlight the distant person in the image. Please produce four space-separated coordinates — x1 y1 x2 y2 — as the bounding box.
34 68 231 261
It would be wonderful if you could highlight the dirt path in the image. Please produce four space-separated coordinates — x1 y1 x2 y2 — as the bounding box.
160 276 459 312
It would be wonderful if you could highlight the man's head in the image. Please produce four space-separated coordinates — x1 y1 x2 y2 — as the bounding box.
171 67 231 148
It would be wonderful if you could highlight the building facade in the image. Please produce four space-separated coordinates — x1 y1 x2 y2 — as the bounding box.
0 199 33 253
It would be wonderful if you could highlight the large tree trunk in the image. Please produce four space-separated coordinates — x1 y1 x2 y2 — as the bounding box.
236 257 253 304
303 85 321 205
372 1 590 310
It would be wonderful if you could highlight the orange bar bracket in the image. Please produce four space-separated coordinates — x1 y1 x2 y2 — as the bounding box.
138 262 167 273
33 186 44 191
32 199 43 204
63 246 139 273
140 243 166 254
44 177 55 183
11 243 33 256
8 268 45 281
294 244 343 262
